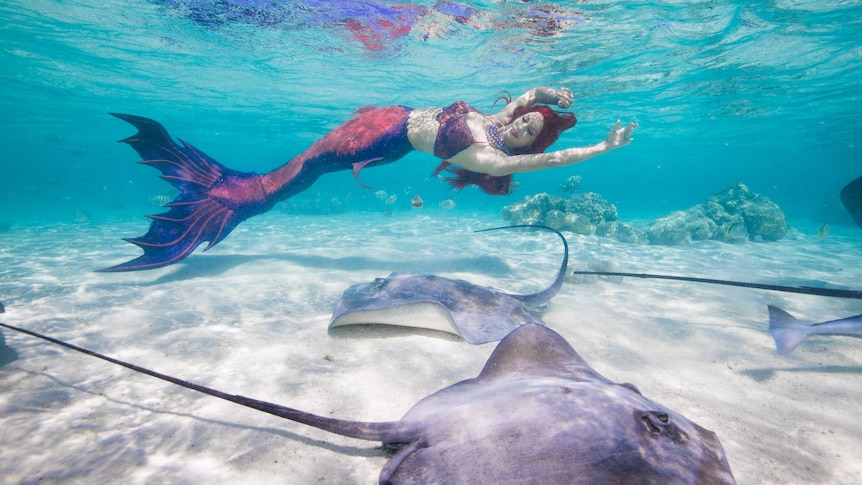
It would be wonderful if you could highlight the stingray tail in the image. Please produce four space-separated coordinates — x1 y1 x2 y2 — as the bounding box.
0 321 406 442
474 225 568 306
767 305 809 355
99 114 272 272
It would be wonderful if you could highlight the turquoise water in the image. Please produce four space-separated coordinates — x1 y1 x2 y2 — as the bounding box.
2 2 862 483
2 0 860 226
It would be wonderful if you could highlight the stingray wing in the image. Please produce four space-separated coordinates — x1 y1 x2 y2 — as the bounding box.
476 323 613 383
435 278 545 344
329 274 465 337
841 175 862 230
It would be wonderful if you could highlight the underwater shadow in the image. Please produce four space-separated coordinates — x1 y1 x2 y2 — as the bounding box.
144 252 512 285
279 252 511 275
742 365 862 382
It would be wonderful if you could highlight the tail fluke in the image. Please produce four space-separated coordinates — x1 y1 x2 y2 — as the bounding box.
99 114 271 272
767 305 809 355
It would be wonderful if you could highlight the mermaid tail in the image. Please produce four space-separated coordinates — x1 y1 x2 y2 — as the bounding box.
102 106 412 271
99 114 272 272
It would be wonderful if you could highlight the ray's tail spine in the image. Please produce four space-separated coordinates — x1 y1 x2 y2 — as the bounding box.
0 322 401 442
474 225 568 306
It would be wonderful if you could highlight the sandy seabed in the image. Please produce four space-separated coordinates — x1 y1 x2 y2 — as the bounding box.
1 211 861 484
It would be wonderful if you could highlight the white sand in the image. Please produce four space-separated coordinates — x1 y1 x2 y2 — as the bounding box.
1 211 861 484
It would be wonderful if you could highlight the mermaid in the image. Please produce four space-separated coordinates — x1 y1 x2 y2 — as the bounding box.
100 86 637 271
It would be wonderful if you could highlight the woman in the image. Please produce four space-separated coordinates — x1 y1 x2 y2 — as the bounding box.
102 87 637 271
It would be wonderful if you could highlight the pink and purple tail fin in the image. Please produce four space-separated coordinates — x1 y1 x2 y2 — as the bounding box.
99 114 270 272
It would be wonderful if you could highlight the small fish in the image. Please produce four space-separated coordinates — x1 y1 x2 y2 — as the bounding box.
768 305 862 354
150 194 171 206
411 194 423 208
723 222 747 239
817 223 830 240
559 175 581 193
439 198 456 210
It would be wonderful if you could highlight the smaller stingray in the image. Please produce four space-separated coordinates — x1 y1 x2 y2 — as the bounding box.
329 225 567 344
0 322 736 484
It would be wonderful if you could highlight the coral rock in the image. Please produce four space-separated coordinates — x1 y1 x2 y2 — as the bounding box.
543 210 593 235
564 193 618 224
647 183 787 245
502 192 616 232
647 206 719 245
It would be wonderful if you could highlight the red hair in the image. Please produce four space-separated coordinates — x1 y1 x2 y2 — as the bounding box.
509 105 577 155
437 104 576 195
433 161 514 195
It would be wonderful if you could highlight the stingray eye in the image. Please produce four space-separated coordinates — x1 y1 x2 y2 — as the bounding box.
638 411 689 444
639 411 673 434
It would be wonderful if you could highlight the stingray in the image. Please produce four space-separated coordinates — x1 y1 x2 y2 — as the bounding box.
329 225 568 344
841 175 862 230
0 321 736 484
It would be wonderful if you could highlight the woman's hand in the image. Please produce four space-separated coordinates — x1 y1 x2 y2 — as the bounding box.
535 86 573 108
605 120 638 149
553 87 573 108
496 86 575 125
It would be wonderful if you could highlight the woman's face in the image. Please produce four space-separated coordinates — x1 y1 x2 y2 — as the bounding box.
502 112 544 149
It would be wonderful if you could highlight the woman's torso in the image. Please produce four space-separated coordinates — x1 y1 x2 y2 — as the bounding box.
407 102 494 159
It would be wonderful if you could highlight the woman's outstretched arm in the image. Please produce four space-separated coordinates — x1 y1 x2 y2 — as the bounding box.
491 86 574 124
452 120 638 176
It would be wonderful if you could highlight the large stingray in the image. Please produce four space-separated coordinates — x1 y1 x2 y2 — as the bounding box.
0 321 736 484
329 225 568 344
